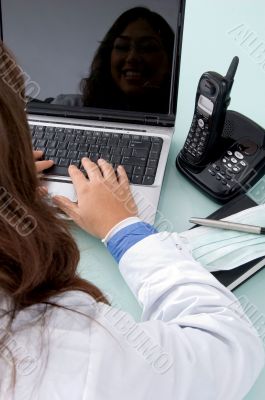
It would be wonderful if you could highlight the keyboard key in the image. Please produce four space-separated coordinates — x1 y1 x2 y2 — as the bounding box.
141 136 151 142
70 159 81 168
36 146 46 152
108 138 119 146
36 139 47 147
93 131 102 138
100 146 111 154
90 144 100 152
55 127 64 132
59 158 70 167
57 149 67 158
99 138 108 146
46 148 57 157
57 142 68 150
46 126 56 134
75 129 85 135
68 150 78 159
47 140 58 148
102 132 111 138
122 148 132 156
132 149 149 158
35 125 44 133
112 146 123 155
100 154 111 162
90 153 100 162
149 151 160 160
151 137 163 143
131 175 143 184
55 132 65 141
45 165 69 176
119 138 130 146
122 165 133 175
151 143 162 152
65 134 77 143
78 151 88 159
34 132 44 139
45 156 59 164
68 143 79 151
121 157 147 166
142 176 155 185
43 132 55 140
133 166 145 175
132 135 141 141
64 128 73 134
129 141 151 149
111 155 122 164
145 167 156 176
147 159 158 168
78 144 90 152
85 137 97 144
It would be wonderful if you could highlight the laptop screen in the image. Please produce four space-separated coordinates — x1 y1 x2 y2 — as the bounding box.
0 0 185 118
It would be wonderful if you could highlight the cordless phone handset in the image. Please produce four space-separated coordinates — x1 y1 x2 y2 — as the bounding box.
181 56 239 166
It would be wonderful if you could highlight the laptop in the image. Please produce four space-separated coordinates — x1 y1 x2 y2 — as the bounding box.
0 0 186 224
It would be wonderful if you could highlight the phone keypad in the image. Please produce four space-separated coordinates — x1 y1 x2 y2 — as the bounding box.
207 149 248 188
183 113 210 160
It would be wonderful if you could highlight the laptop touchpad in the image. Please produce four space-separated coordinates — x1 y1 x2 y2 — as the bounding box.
42 180 77 202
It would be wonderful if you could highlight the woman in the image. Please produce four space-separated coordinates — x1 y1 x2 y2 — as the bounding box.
80 7 174 113
0 42 264 399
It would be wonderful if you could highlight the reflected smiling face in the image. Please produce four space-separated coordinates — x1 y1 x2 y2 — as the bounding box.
110 18 170 97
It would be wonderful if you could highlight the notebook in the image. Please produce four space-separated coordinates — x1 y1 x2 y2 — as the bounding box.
0 0 186 224
203 193 265 290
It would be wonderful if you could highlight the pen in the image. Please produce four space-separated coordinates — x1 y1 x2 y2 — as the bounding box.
189 217 265 235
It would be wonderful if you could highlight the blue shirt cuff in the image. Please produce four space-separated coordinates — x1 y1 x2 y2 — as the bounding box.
107 222 158 263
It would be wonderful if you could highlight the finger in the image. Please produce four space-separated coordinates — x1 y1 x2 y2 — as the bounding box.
68 165 88 196
82 158 102 181
33 150 44 160
52 195 80 222
97 158 117 183
117 165 129 187
35 159 54 173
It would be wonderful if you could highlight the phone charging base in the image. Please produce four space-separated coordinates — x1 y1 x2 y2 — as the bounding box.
176 110 265 203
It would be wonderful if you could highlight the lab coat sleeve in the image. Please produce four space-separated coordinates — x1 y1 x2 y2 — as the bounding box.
116 232 264 400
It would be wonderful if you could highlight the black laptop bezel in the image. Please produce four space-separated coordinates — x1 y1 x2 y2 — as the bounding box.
0 0 186 127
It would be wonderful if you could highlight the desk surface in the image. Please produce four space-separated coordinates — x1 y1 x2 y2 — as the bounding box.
70 134 265 399
70 1 265 396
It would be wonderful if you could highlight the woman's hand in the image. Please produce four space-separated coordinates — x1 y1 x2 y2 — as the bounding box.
34 150 54 173
52 158 138 239
34 150 54 196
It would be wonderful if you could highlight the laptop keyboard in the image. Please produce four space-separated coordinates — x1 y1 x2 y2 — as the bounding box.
30 124 163 185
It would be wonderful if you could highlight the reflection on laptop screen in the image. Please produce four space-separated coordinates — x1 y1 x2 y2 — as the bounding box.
1 0 183 115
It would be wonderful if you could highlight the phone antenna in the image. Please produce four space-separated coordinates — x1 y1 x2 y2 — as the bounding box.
225 56 239 82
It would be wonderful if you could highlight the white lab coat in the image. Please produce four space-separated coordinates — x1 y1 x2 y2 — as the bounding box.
0 232 264 400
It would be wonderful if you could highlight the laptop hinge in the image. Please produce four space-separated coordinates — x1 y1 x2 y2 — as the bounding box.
144 116 160 126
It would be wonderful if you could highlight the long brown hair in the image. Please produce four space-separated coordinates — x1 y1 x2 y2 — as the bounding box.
0 42 108 311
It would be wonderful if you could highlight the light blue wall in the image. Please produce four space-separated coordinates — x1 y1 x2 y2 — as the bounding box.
176 0 265 152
